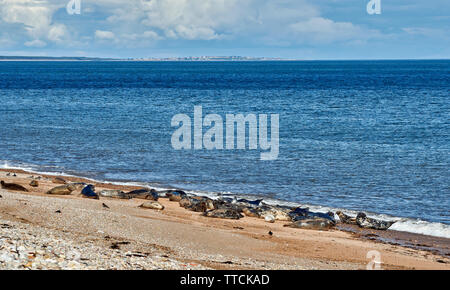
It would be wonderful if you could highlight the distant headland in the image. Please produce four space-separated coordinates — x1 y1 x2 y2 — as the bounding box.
0 56 287 61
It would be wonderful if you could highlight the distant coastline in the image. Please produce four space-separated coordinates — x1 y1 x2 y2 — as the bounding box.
0 56 288 62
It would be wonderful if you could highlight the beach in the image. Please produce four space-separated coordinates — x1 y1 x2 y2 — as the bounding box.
0 169 448 270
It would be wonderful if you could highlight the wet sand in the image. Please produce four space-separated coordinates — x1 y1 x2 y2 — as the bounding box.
0 168 449 270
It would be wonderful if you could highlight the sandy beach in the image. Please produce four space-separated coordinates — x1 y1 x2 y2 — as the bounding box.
0 169 448 270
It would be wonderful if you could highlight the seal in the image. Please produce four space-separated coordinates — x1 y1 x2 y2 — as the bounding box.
52 177 67 184
203 208 243 220
242 207 261 218
237 198 263 207
81 184 99 199
259 206 291 221
29 180 39 187
336 211 357 225
99 190 131 199
46 184 78 195
127 189 159 201
264 214 276 223
284 217 335 231
180 196 215 212
288 208 335 223
166 190 187 202
0 181 29 192
356 213 396 230
139 201 164 210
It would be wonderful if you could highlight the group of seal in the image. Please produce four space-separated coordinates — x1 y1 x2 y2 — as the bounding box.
1 174 396 232
336 211 396 230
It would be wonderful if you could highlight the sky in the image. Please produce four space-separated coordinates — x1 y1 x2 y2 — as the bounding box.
0 0 449 59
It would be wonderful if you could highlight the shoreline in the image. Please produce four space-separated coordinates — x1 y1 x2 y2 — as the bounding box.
0 164 448 239
0 168 449 270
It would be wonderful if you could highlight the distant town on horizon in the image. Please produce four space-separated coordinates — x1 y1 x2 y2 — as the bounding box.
0 56 287 62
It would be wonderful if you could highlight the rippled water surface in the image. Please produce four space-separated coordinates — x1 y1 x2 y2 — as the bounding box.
0 60 448 225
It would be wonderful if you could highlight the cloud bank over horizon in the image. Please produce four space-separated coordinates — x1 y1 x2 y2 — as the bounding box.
0 0 449 59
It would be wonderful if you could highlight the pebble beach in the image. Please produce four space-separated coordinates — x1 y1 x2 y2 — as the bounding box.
0 169 449 270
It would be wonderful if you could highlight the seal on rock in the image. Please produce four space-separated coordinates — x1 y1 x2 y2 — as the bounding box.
0 181 29 192
336 211 357 225
356 213 396 230
203 208 243 220
139 201 164 210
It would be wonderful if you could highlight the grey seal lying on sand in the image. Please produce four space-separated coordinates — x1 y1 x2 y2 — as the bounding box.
1 181 29 192
203 208 244 220
336 211 357 225
126 189 159 200
99 189 132 199
356 213 396 230
139 201 164 210
165 190 187 202
179 196 215 212
284 217 335 231
46 183 86 195
52 177 67 184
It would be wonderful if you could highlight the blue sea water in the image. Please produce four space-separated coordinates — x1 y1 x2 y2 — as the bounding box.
0 60 449 235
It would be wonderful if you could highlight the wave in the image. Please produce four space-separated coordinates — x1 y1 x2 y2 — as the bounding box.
1 159 449 239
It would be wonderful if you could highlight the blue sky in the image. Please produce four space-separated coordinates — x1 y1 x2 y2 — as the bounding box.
0 0 449 59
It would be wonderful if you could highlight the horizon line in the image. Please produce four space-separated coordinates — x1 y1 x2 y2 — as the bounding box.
0 55 449 61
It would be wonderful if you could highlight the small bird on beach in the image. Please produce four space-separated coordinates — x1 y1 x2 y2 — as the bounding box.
55 210 61 214
102 203 110 209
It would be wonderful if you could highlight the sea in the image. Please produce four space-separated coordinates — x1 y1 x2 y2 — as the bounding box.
0 60 448 238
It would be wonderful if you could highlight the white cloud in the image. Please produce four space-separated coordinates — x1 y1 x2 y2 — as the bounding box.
0 0 70 45
95 30 115 40
402 27 449 39
24 39 46 47
289 17 372 44
48 24 68 42
0 0 384 50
